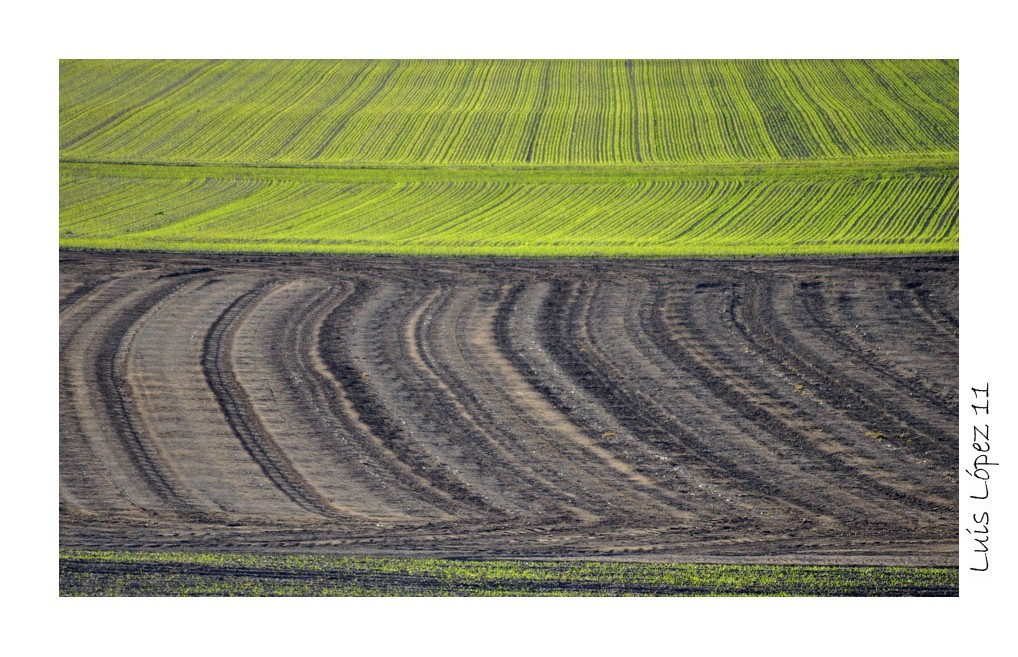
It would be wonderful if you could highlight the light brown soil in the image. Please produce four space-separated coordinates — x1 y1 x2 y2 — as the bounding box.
59 250 958 566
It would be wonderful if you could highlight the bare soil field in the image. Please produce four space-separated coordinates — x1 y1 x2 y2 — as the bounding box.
59 250 958 566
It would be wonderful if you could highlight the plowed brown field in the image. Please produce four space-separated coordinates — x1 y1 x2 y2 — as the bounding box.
59 251 958 565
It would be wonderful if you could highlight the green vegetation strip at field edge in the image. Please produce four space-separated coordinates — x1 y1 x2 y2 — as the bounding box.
59 550 959 597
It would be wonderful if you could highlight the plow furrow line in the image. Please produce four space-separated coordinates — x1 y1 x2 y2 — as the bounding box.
305 285 461 518
200 280 345 519
548 279 839 520
497 282 700 519
316 281 493 516
799 280 955 413
272 283 429 520
407 284 599 518
610 279 898 525
651 281 952 521
787 281 956 465
728 277 956 497
92 276 213 516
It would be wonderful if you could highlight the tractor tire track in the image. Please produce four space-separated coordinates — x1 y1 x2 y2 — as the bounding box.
91 275 213 517
607 278 909 525
646 279 953 518
200 279 347 519
492 281 700 521
304 283 463 519
60 274 152 516
798 279 956 414
257 281 437 520
317 280 494 516
405 284 585 518
435 283 619 521
731 275 956 469
540 279 843 521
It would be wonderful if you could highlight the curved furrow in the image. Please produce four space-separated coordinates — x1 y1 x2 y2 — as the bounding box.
765 276 956 465
420 282 622 521
60 269 149 317
905 274 959 341
489 282 689 521
412 281 682 522
91 274 215 517
542 278 860 523
389 283 534 515
229 279 387 520
529 279 753 519
493 281 704 521
317 279 495 517
313 281 473 518
59 277 104 314
125 274 329 518
309 284 466 519
732 275 956 474
402 285 530 514
605 277 912 527
645 278 953 521
887 267 960 348
244 279 441 521
60 274 153 516
798 277 956 414
409 283 594 518
200 279 347 519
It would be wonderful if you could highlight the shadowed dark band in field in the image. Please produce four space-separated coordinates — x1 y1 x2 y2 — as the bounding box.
59 250 958 566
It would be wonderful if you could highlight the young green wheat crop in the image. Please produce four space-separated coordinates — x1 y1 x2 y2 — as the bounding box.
59 60 958 258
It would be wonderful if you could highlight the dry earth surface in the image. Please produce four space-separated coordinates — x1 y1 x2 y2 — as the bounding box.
59 250 958 566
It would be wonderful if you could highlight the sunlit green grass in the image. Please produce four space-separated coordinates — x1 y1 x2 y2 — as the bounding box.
59 550 959 597
60 159 957 258
60 60 958 167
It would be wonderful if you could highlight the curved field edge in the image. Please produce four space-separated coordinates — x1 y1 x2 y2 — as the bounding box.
59 550 959 597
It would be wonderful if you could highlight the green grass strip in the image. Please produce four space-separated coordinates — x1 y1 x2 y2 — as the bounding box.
59 160 958 259
59 550 959 597
59 60 958 167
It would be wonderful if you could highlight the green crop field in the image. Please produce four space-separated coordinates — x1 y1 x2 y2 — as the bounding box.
59 59 958 257
59 550 958 597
